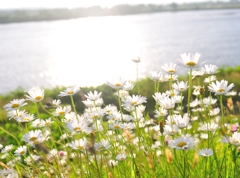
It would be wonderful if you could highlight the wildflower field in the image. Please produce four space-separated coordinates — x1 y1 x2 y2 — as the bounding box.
0 53 240 178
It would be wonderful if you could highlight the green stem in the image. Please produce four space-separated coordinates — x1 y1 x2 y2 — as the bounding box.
187 68 193 116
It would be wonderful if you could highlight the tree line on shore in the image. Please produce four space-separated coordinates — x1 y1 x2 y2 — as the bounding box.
0 1 240 24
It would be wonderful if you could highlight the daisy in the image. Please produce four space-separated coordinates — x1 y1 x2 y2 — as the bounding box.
7 109 27 120
202 96 217 106
22 129 45 145
108 160 118 167
164 74 178 81
106 77 126 89
66 117 90 134
225 90 237 96
229 132 240 146
204 75 217 83
58 85 80 97
173 114 190 128
1 144 13 153
82 99 94 108
24 154 40 165
202 64 218 75
131 56 141 63
163 124 179 136
116 153 127 161
54 105 71 116
122 95 147 107
15 113 35 123
172 81 188 92
14 145 27 156
168 134 197 150
161 63 179 74
3 99 27 111
95 98 104 107
25 86 44 102
208 80 234 95
94 140 111 151
84 90 102 101
159 97 175 110
198 148 213 157
52 99 61 107
192 70 205 79
149 71 165 82
176 53 204 68
123 81 135 91
67 138 88 150
154 107 168 117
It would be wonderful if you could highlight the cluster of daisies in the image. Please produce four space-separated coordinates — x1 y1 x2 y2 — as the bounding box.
0 52 239 177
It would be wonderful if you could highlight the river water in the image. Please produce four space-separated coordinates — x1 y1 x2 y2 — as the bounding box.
0 8 240 94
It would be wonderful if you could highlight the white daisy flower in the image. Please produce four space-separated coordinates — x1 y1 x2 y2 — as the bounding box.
161 62 179 74
202 96 217 106
52 99 61 107
1 144 13 153
14 145 27 156
204 75 217 83
3 99 27 111
208 80 234 95
116 153 127 161
192 70 205 79
54 105 71 116
25 86 44 102
229 132 240 146
168 134 197 150
176 53 205 68
84 90 102 101
149 71 165 82
174 114 190 128
131 56 141 63
159 97 175 110
202 64 218 75
172 81 188 92
164 74 178 81
198 148 213 157
106 77 126 89
122 95 147 107
58 85 80 97
22 129 45 145
67 138 88 150
108 160 118 167
123 81 135 91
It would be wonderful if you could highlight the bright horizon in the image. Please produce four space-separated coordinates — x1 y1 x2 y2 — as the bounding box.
0 0 230 9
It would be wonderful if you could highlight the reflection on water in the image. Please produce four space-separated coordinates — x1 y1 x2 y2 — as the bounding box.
0 9 240 94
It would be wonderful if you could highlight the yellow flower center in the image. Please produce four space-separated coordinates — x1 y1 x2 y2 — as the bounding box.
217 88 225 92
30 137 37 141
177 141 187 147
59 111 65 115
115 83 122 87
186 62 196 67
169 69 175 73
35 96 42 100
67 91 74 95
114 125 120 129
74 127 81 131
22 117 30 121
92 115 98 119
131 101 137 106
77 146 83 150
234 140 239 143
11 103 19 108
20 151 25 155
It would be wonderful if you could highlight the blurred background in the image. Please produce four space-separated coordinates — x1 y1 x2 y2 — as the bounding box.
0 0 240 94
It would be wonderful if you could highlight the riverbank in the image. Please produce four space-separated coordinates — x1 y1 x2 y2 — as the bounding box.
0 1 240 24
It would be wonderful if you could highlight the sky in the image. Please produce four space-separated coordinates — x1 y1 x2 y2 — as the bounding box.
0 0 230 9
